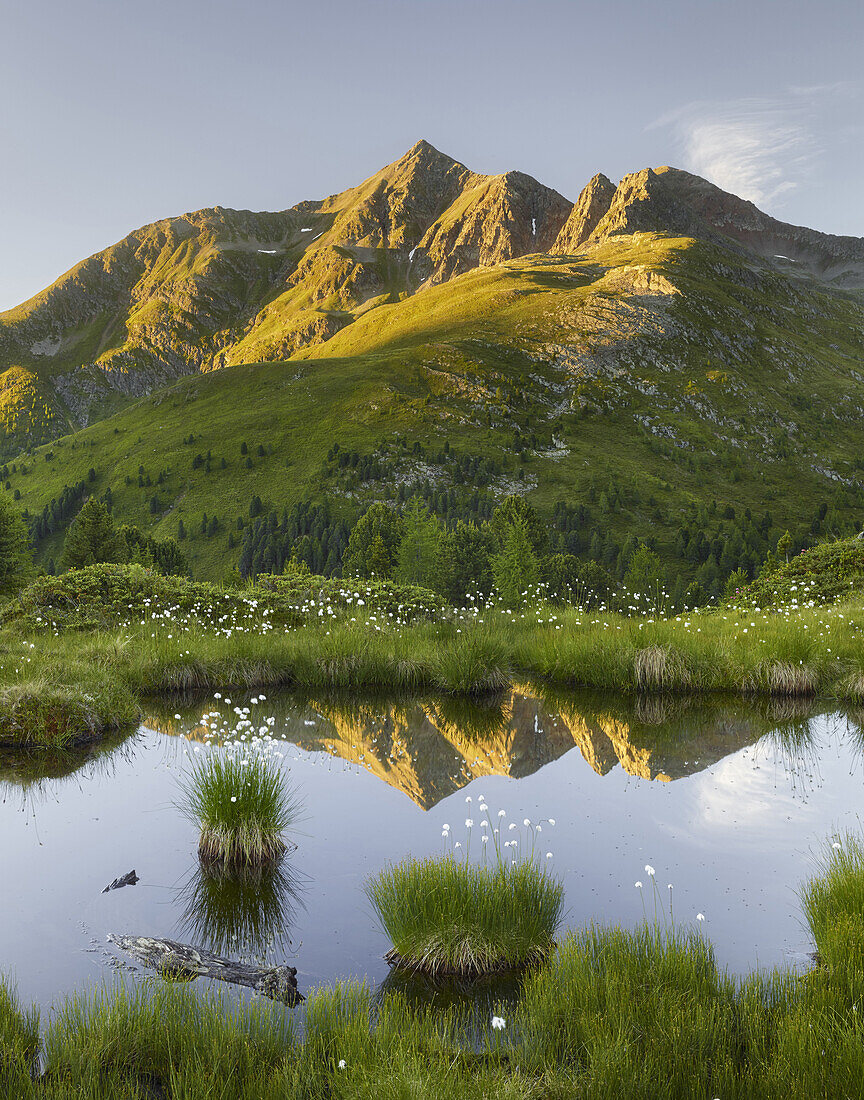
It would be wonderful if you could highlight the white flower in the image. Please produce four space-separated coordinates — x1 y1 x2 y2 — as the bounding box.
545 852 553 859
645 864 655 876
509 823 517 831
635 881 643 889
498 810 506 818
523 818 531 826
697 912 705 922
442 824 450 831
832 842 842 850
338 1059 346 1068
230 796 237 803
174 713 182 720
667 884 673 890
548 818 556 826
465 796 472 803
465 819 474 828
491 1016 506 1030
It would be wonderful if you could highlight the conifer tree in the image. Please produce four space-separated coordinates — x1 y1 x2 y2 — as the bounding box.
0 494 34 596
394 498 439 587
491 517 538 607
62 498 125 569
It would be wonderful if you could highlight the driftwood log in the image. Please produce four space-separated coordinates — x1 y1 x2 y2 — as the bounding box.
108 934 303 1005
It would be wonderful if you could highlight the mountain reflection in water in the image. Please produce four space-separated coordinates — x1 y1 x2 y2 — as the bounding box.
143 688 827 810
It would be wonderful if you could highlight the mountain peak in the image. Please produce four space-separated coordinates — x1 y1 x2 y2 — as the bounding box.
393 139 463 173
553 172 616 252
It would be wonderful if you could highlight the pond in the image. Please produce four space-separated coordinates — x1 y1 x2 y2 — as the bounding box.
1 687 861 1014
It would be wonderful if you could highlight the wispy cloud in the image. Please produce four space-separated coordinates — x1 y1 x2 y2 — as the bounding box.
652 93 823 209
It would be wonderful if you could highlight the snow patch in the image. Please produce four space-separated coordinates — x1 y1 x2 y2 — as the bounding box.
531 217 536 237
258 249 278 254
774 254 795 261
300 227 314 232
408 246 418 261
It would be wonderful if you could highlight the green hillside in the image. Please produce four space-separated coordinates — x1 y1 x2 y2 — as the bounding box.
5 227 864 588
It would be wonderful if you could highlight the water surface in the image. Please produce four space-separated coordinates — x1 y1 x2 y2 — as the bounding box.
1 688 860 1013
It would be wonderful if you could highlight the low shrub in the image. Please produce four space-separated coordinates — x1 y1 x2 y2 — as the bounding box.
738 535 864 608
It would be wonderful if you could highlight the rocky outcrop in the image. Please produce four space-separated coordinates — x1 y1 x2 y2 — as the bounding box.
553 173 616 253
412 170 571 286
573 165 864 287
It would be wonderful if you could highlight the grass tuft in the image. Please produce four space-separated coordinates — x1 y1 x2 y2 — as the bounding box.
747 659 818 696
179 751 302 866
632 645 691 692
366 855 563 978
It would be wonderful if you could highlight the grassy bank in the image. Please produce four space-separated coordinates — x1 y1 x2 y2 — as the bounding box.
4 835 864 1098
3 561 864 746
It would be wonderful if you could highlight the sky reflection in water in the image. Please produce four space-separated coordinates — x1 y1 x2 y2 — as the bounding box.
1 688 861 1012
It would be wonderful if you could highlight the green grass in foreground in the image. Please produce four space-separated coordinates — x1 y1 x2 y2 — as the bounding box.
4 837 864 1097
367 855 563 977
179 751 302 866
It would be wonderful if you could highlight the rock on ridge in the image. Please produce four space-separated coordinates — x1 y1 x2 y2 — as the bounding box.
412 169 572 286
553 172 616 252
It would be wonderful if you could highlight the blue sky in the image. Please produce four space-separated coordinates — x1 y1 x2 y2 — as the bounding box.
1 0 861 309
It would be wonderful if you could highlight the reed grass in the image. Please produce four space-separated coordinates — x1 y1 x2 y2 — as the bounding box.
366 855 564 978
800 833 864 995
179 752 302 866
0 981 40 1086
42 981 296 1098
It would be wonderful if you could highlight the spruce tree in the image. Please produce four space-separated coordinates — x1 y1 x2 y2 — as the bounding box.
394 498 439 587
491 517 538 607
0 495 34 596
62 498 125 569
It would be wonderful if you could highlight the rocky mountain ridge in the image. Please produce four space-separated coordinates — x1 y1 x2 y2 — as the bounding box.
1 139 861 456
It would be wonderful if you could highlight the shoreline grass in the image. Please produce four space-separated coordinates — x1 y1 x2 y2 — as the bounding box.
4 563 864 746
5 829 864 1099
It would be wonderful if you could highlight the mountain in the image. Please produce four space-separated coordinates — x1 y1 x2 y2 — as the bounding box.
0 140 570 445
2 141 864 582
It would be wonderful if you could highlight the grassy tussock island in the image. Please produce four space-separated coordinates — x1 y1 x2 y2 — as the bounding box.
180 751 302 866
3 837 864 1098
367 856 564 978
2 543 864 746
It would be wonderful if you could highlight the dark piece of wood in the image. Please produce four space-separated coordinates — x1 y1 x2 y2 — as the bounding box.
107 934 303 1005
102 870 139 893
